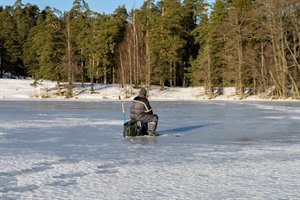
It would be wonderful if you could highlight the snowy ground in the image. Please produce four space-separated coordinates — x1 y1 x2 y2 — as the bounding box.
0 79 291 101
0 79 299 199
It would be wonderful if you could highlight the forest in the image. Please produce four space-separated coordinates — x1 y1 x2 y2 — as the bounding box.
0 0 299 99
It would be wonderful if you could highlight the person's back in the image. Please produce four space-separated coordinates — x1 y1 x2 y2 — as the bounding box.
130 87 158 136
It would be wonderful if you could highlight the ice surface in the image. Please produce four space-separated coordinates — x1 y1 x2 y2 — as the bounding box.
0 100 299 199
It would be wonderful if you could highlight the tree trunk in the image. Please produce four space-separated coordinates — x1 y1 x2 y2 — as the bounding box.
56 79 62 96
260 42 267 93
237 27 243 95
207 46 212 97
90 55 95 91
103 64 107 84
145 30 151 87
66 20 73 98
80 49 84 88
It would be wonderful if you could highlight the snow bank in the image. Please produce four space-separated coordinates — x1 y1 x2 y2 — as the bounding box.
0 79 56 99
0 79 298 101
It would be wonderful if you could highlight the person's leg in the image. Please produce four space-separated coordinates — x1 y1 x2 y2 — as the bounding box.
141 114 158 134
131 114 149 135
149 115 158 134
141 122 148 135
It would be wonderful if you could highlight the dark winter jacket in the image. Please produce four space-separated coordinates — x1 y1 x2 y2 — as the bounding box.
130 95 153 119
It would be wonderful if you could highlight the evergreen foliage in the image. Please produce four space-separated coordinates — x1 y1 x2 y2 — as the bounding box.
1 0 299 99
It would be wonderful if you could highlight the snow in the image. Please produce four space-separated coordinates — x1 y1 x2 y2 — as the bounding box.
0 79 300 199
1 79 297 101
1 79 206 100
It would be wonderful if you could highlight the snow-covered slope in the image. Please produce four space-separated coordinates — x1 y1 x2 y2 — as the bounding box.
0 79 296 101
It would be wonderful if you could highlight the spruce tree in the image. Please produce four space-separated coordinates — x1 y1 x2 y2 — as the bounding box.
0 6 20 77
191 0 226 96
69 0 90 87
24 8 65 94
150 0 185 88
13 2 39 77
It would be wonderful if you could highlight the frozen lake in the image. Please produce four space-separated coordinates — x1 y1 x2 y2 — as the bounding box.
0 100 299 199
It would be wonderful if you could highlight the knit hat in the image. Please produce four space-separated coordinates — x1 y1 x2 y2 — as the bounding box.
139 87 147 96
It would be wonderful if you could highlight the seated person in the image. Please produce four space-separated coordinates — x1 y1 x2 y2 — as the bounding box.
130 87 159 136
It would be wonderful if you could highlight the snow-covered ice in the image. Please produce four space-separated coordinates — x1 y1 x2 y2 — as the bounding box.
0 98 299 199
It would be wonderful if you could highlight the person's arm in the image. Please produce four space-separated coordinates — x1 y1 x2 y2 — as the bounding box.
144 99 153 114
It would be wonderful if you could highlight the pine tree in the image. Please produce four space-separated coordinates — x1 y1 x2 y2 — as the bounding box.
13 1 39 77
220 0 255 96
69 0 90 87
181 0 204 86
23 12 45 79
150 0 185 88
62 0 92 96
24 8 65 95
0 6 20 77
104 6 127 84
188 0 212 91
124 0 158 88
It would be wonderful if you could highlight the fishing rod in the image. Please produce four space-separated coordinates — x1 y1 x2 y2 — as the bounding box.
119 95 126 123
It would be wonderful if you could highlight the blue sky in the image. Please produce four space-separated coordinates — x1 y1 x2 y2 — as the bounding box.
1 0 215 14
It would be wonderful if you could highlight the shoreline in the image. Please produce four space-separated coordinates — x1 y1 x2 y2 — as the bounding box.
1 97 299 103
1 79 299 102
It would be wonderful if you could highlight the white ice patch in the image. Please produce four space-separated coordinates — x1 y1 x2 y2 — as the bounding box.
0 118 123 130
0 151 59 173
0 132 7 136
262 116 286 119
290 116 300 120
1 144 299 199
253 104 300 113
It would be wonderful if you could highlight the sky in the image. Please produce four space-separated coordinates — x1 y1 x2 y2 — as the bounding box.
1 0 215 14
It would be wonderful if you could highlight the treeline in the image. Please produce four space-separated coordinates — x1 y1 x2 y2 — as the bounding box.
0 0 299 98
